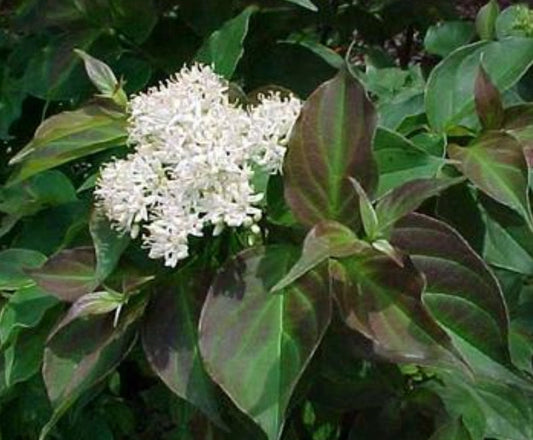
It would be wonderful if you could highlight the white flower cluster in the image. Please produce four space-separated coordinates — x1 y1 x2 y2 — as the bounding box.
95 64 302 267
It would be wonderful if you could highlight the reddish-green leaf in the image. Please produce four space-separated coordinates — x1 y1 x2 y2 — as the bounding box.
199 246 331 440
271 221 366 293
448 132 533 230
391 214 511 365
9 104 127 183
332 253 464 369
27 247 97 302
142 275 224 427
40 296 145 440
375 177 465 236
475 65 504 130
284 69 378 229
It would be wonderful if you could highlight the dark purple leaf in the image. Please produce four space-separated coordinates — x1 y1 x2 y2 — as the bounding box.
142 273 224 427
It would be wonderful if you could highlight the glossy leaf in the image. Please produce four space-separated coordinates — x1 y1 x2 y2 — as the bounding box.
284 69 378 229
374 177 464 236
476 0 500 40
28 247 97 302
332 253 464 369
199 246 331 440
448 132 533 230
271 221 366 293
475 65 504 130
424 21 475 58
391 214 511 365
9 104 127 183
142 275 224 426
195 7 256 79
426 39 533 132
373 128 445 197
89 209 129 284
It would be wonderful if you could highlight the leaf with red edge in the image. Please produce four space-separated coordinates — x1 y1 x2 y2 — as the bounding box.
448 132 533 230
284 69 378 229
475 65 504 130
142 273 224 427
391 213 511 366
27 247 97 302
331 253 465 369
199 246 331 440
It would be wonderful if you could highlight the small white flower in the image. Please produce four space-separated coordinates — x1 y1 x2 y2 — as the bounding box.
95 63 302 267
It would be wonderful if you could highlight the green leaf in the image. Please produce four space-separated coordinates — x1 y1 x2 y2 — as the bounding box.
428 372 533 440
64 291 124 318
429 418 474 440
448 132 533 229
350 177 379 240
27 247 97 302
0 285 59 344
429 418 473 440
199 246 331 440
496 5 533 39
283 0 317 12
9 104 127 184
0 170 77 217
424 21 475 58
391 214 511 366
142 274 224 427
74 49 127 107
89 209 129 284
476 0 500 40
195 6 256 79
332 251 465 369
40 296 145 440
373 128 446 197
426 38 533 132
475 65 504 130
3 310 58 389
0 249 47 291
271 221 366 293
284 69 378 229
482 197 533 275
375 177 464 237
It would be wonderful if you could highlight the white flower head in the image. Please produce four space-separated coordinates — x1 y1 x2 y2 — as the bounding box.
95 63 302 267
